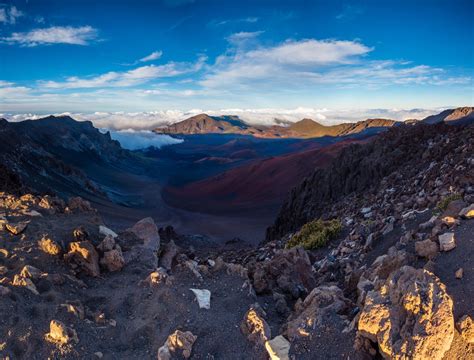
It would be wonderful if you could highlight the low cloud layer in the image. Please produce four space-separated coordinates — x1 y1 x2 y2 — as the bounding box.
1 107 444 130
108 130 183 150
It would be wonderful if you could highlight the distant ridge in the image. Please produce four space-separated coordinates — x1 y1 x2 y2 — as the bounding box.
155 114 396 139
422 106 474 125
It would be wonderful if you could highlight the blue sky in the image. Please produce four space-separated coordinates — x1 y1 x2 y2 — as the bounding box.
0 0 472 122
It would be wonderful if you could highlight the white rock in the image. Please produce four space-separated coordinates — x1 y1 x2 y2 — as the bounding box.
438 233 456 251
265 335 290 360
99 225 118 238
190 288 211 309
361 207 372 215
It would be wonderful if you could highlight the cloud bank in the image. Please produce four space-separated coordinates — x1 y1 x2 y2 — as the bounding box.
108 130 183 150
1 107 445 130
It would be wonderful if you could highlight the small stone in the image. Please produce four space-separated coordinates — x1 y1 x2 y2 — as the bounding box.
265 335 290 360
0 266 7 275
5 221 28 235
158 330 197 360
94 352 103 358
455 268 463 279
438 233 456 251
45 320 78 345
459 204 474 219
12 274 39 295
38 236 62 255
20 265 43 280
190 288 211 309
457 315 474 344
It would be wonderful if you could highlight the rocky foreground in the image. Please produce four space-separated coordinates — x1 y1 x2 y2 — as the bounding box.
0 121 473 359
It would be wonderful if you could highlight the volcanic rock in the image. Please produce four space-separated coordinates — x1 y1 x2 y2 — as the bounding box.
241 305 271 349
265 335 290 360
5 221 28 235
251 247 315 298
160 240 179 270
129 217 160 251
456 315 474 344
38 236 62 255
285 285 351 340
45 320 79 345
64 241 100 277
190 288 211 309
157 330 197 360
414 239 438 259
357 266 454 360
100 247 125 272
459 204 474 218
438 232 456 251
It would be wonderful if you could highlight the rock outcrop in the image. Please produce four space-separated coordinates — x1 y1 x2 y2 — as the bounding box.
357 266 454 360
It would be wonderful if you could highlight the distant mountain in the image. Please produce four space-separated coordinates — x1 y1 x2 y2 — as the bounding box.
156 114 248 135
422 106 474 125
155 114 396 138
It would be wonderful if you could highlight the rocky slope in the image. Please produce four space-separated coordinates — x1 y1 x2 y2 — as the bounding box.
268 122 474 240
0 109 473 359
155 114 396 139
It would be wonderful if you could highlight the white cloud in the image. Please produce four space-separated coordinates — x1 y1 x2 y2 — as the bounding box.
0 5 23 24
0 107 447 131
209 16 259 27
201 36 470 90
139 50 163 62
109 130 183 150
3 26 98 46
40 56 207 89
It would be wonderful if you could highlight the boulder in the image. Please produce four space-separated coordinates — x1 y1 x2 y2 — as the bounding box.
252 247 315 298
438 232 456 251
157 330 197 360
129 217 160 251
241 305 271 349
285 285 351 340
414 239 438 259
38 236 62 255
265 336 290 360
357 266 454 360
45 320 79 345
64 241 100 277
456 315 474 344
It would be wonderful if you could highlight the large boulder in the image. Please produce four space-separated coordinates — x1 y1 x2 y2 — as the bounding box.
129 217 160 251
357 266 454 360
251 247 315 298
